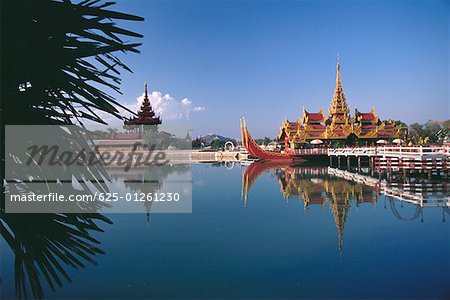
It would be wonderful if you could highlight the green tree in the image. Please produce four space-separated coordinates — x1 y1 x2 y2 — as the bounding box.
409 123 423 135
394 120 407 128
423 121 442 143
442 120 450 132
409 123 423 139
211 139 225 150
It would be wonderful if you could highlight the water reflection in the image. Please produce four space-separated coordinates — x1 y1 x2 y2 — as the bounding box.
1 163 191 299
241 162 449 251
107 164 191 225
2 126 114 299
1 213 111 299
2 162 448 299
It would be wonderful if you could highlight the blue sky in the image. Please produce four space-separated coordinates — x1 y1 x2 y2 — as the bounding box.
109 0 449 138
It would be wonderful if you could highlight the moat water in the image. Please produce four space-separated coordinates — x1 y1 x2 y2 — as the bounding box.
1 163 449 299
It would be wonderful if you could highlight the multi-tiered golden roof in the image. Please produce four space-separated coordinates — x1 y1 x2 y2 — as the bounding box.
277 59 404 147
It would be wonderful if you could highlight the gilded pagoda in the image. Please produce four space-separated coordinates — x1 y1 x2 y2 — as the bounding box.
277 60 405 148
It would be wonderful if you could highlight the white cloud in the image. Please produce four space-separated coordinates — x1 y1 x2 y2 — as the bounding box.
193 106 205 112
181 98 192 106
85 90 205 130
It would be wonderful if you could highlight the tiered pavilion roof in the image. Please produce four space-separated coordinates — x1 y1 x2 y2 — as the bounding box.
277 59 404 146
124 83 161 127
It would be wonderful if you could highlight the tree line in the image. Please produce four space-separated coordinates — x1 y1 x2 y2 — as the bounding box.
408 120 450 144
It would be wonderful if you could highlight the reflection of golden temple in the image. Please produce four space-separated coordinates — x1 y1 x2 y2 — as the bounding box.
330 197 349 251
277 169 327 208
277 167 378 208
242 162 449 251
278 167 378 251
241 162 379 250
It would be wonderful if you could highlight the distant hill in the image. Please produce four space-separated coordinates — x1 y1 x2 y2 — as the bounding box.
196 134 236 145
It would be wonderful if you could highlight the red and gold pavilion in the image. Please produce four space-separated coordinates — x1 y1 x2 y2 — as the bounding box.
124 83 161 132
277 60 405 148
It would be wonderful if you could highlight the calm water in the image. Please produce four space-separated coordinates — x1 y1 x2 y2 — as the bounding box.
1 163 449 299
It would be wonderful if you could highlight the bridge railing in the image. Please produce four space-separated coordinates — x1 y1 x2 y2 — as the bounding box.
376 146 449 158
327 147 376 156
327 146 450 158
293 148 328 155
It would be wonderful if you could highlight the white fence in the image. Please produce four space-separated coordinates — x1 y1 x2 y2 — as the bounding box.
292 148 328 155
328 146 450 159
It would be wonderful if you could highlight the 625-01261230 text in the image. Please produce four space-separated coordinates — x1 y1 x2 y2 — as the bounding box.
8 192 181 203
95 192 180 202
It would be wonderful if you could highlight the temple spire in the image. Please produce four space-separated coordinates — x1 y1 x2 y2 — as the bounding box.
328 55 350 121
139 82 154 119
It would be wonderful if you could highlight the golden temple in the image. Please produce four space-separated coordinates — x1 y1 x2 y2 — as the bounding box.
277 59 405 148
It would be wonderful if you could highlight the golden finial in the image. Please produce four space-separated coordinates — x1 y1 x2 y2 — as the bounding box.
336 54 341 83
